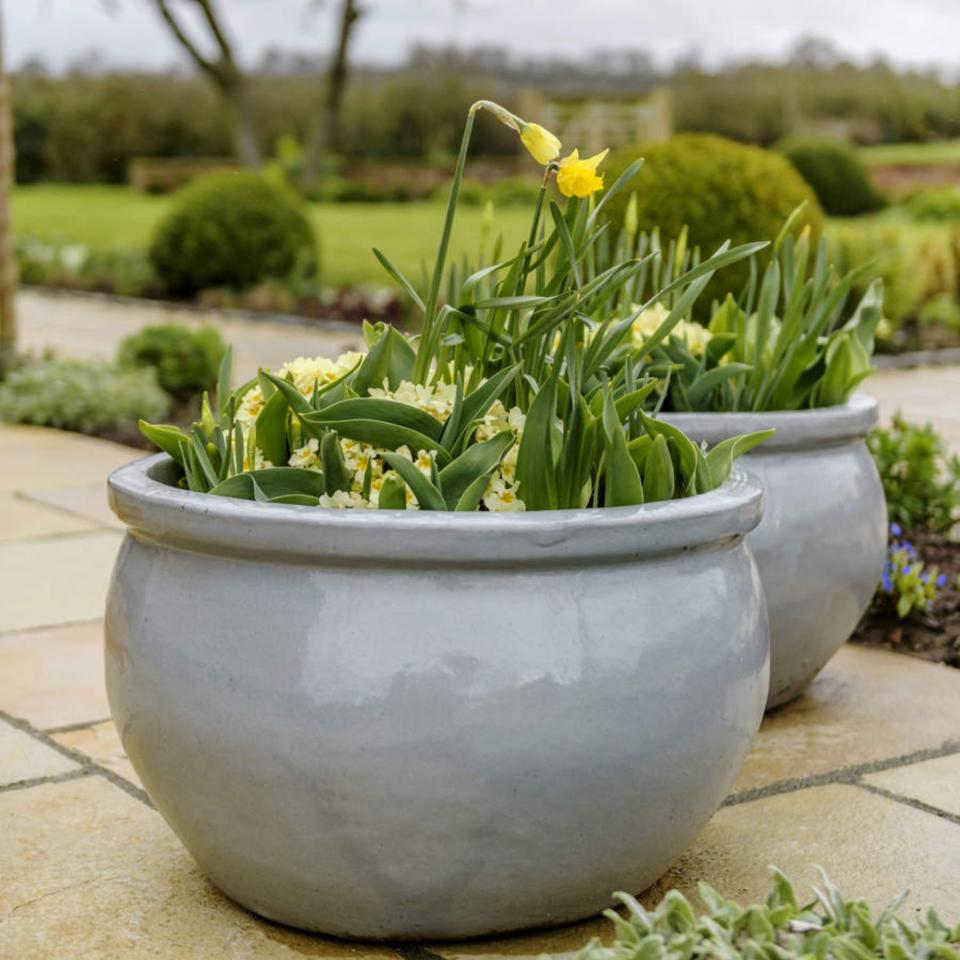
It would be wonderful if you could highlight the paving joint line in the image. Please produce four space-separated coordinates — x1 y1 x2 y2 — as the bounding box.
724 737 960 807
0 616 103 639
0 525 121 547
0 708 153 808
43 717 114 735
13 488 115 532
854 780 960 826
0 767 92 795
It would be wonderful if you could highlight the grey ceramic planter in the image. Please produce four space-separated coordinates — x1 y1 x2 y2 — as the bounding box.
663 393 887 710
105 455 769 941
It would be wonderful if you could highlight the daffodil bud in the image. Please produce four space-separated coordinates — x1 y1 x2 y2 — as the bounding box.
519 122 562 165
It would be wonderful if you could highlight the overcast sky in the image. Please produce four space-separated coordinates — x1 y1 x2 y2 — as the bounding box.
8 0 960 74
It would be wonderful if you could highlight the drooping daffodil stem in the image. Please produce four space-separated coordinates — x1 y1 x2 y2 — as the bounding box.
415 100 563 383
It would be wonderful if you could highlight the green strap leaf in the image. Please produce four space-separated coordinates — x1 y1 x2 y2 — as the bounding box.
300 416 451 467
643 434 675 502
438 430 515 509
515 371 558 511
254 390 290 468
378 474 407 509
601 389 644 507
381 453 446 510
307 397 444 441
209 467 327 500
705 428 776 488
372 248 426 312
320 431 352 496
139 421 189 467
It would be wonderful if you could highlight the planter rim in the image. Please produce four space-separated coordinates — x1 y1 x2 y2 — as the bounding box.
661 392 878 451
107 454 764 566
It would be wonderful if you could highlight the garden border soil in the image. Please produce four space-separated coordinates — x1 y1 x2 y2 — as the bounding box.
853 529 960 666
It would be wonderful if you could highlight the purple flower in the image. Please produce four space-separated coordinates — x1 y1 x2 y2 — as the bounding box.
937 574 948 588
903 541 917 557
890 522 903 538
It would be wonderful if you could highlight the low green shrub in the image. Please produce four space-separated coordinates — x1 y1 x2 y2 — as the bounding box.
778 137 884 216
905 187 960 222
117 324 226 402
575 868 958 960
491 175 543 206
828 222 956 330
0 357 168 432
149 171 316 296
868 414 960 531
430 176 489 207
600 134 824 306
16 235 157 298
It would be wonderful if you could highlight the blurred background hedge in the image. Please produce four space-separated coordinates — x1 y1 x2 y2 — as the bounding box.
601 134 824 305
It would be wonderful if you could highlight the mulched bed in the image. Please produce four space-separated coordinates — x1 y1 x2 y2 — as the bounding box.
852 528 960 665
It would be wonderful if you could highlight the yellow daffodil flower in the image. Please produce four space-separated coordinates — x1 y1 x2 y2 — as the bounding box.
557 148 609 199
519 122 561 165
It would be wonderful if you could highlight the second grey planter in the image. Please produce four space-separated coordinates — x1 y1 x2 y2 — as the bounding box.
105 455 769 941
664 392 887 709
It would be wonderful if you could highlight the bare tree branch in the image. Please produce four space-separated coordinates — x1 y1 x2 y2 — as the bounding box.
300 0 365 189
148 0 261 165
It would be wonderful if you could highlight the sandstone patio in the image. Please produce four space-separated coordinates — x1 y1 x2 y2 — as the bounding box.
2 348 959 959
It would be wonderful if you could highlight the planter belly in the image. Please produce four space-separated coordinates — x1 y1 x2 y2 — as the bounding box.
665 394 887 709
105 457 769 940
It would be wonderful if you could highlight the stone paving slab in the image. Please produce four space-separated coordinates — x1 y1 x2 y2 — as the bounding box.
733 644 960 794
17 288 365 384
4 643 960 959
865 753 960 819
0 530 123 633
21 483 124 531
0 493 97 542
0 423 136 495
0 621 109 730
0 776 395 960
0 722 79 787
52 720 140 789
655 782 960 919
870 366 960 451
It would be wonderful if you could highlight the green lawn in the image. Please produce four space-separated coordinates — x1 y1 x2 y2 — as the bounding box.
11 185 533 288
859 140 960 167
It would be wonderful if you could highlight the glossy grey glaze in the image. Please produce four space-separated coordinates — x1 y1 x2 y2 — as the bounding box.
664 393 887 709
105 457 769 941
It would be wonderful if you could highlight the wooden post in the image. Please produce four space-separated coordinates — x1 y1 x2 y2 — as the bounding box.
0 0 16 377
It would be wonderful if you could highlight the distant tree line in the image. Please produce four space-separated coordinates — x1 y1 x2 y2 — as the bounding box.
12 35 960 184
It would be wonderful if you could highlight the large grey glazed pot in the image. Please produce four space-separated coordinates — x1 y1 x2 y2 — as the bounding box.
105 455 769 941
663 392 886 710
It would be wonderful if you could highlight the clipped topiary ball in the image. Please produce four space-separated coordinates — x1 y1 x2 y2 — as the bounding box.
778 138 885 216
149 171 316 297
602 134 825 305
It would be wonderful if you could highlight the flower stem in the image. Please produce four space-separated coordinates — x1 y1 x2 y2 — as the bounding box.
416 103 478 384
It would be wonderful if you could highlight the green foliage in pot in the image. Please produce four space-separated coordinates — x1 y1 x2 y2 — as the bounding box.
0 356 168 431
118 324 226 403
574 868 958 960
599 134 824 307
149 171 316 297
778 138 885 216
140 100 773 512
868 415 960 532
601 208 883 412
